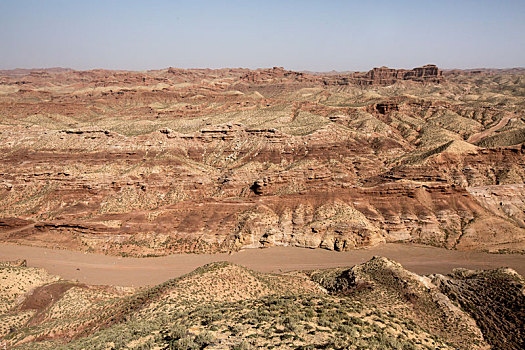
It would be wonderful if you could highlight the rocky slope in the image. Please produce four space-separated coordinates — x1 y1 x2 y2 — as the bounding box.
1 257 522 349
0 66 524 255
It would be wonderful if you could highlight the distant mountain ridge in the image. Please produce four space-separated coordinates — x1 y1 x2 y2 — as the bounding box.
0 67 72 78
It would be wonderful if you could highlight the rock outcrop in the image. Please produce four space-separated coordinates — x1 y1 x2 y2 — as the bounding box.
324 64 443 86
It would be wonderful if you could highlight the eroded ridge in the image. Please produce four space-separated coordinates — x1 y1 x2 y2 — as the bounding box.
0 257 522 349
0 66 524 255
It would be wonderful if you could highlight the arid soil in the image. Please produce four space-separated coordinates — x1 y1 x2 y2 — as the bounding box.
0 65 524 256
0 243 523 287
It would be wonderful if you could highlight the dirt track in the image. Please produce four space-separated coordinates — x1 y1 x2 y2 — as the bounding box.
1 243 523 287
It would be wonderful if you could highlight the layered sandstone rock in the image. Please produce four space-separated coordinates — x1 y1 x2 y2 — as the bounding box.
324 64 443 86
0 66 523 256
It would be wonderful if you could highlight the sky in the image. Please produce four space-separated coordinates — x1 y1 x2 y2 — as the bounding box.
1 0 524 71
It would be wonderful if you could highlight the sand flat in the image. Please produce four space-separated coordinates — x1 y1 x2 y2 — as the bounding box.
0 243 523 287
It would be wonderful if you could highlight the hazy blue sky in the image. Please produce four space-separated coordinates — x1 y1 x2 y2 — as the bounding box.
1 0 524 71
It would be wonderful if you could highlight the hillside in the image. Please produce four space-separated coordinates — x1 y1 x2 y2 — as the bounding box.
0 258 522 349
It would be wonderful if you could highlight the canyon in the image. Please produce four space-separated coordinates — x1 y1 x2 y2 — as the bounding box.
0 65 524 256
0 64 524 350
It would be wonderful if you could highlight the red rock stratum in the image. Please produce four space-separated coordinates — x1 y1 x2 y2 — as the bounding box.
0 65 524 256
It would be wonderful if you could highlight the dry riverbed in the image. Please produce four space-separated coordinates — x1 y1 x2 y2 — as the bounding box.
0 243 523 287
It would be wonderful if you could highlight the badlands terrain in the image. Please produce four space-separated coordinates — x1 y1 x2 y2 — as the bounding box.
0 65 524 349
0 65 524 255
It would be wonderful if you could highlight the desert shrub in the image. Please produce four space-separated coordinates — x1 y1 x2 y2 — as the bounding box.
337 323 355 334
402 342 418 350
169 324 187 339
232 340 251 350
200 311 221 325
194 331 215 347
170 336 198 350
349 316 364 326
282 316 300 332
317 316 332 327
263 327 273 337
230 324 243 335
280 333 293 340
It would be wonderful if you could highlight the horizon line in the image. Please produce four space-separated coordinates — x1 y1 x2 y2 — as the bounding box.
2 65 525 74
